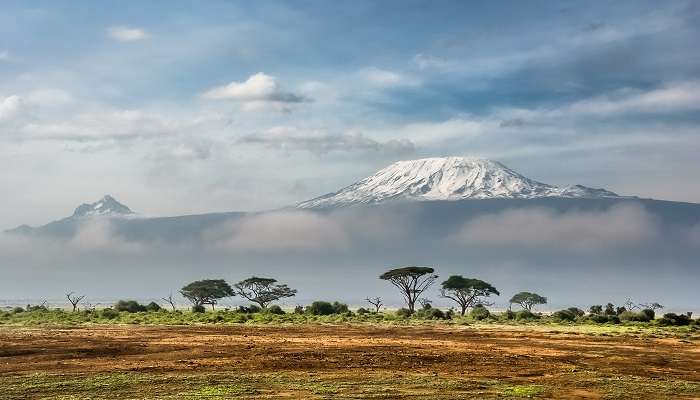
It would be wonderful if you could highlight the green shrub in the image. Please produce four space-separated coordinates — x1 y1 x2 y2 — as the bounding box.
395 308 412 318
504 310 515 320
191 304 206 313
415 307 447 320
237 305 261 314
619 310 653 322
567 307 585 317
307 301 334 315
11 307 24 314
293 305 304 314
332 301 349 314
640 309 655 321
306 301 349 315
145 302 161 312
267 305 285 315
114 300 147 313
100 308 120 319
552 309 577 322
515 310 537 320
356 307 370 315
658 313 691 326
469 305 490 320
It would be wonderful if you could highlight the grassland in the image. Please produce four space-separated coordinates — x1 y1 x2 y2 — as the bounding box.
0 310 698 399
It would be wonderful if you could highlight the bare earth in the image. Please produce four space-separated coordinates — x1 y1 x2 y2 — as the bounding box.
0 324 698 399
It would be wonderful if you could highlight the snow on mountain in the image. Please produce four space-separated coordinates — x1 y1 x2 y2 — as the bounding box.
297 157 620 208
71 195 134 218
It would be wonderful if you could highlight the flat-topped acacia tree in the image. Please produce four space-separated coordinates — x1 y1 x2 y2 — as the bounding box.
509 292 547 312
440 276 500 315
234 277 297 309
380 266 438 314
180 279 234 311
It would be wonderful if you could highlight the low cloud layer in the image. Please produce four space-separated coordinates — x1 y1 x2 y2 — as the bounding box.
453 204 659 251
205 211 349 252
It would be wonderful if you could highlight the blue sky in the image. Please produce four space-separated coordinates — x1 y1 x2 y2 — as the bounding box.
1 1 699 227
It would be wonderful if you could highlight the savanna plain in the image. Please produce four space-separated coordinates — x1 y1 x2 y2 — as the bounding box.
1 312 699 399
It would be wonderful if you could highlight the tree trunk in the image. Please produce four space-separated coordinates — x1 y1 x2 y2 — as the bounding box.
461 305 467 316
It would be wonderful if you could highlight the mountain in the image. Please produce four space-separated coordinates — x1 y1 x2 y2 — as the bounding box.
297 157 621 209
71 195 134 218
5 195 136 237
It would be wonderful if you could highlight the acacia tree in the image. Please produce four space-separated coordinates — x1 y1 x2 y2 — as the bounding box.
509 292 547 312
366 297 384 313
234 277 297 309
180 279 234 310
440 276 500 315
161 293 177 311
379 266 438 313
66 292 86 312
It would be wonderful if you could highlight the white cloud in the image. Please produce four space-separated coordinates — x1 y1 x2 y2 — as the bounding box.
107 26 148 42
359 67 418 87
207 211 349 252
26 88 73 107
0 95 24 122
201 72 306 111
241 126 415 155
453 204 659 251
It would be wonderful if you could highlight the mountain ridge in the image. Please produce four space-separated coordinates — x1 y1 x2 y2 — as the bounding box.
297 157 623 209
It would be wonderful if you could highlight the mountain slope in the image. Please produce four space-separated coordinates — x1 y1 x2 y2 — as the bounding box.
298 157 620 208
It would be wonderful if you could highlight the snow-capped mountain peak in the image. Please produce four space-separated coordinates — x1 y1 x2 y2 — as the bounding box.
297 157 620 208
71 195 134 218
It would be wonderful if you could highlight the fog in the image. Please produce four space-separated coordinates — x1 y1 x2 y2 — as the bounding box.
1 199 698 311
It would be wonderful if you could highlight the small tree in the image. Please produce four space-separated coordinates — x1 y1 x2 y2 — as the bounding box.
440 276 500 316
366 297 384 313
509 292 547 312
66 292 86 312
234 277 297 309
380 266 438 313
180 279 234 310
161 293 177 311
589 305 603 315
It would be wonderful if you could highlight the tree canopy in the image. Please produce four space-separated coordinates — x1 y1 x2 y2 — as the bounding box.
380 266 437 313
180 279 234 310
440 276 499 315
234 277 297 309
509 291 547 311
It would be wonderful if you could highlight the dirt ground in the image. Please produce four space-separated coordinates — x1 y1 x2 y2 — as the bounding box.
0 324 698 399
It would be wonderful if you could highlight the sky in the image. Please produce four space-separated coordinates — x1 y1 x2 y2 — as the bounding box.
1 0 700 229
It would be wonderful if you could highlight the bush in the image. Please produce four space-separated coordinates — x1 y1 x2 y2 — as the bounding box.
114 300 147 313
332 301 349 314
12 307 24 314
293 305 304 314
100 308 120 319
307 301 334 315
395 308 412 318
267 305 285 315
469 305 490 320
415 307 447 320
504 309 516 320
237 305 261 314
306 301 349 315
619 310 653 322
145 302 161 312
552 309 577 322
567 307 585 317
191 304 206 313
356 307 370 315
515 310 537 320
658 313 691 326
640 308 655 321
